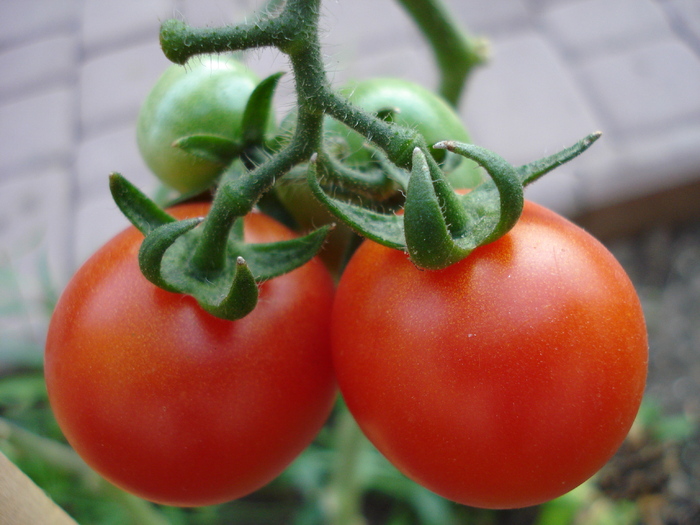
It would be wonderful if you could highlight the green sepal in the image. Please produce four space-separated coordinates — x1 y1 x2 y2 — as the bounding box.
307 157 405 250
403 148 474 269
433 142 523 245
240 225 334 280
109 172 175 235
403 144 522 269
172 134 243 165
138 218 204 292
516 131 602 186
200 257 259 321
242 72 284 146
110 171 332 320
375 151 411 190
137 214 332 320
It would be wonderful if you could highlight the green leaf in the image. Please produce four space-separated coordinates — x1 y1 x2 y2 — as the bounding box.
172 133 243 165
109 173 175 235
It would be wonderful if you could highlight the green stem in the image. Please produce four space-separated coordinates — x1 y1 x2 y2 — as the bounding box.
326 406 367 525
0 418 90 476
322 90 420 170
159 0 427 172
0 418 170 525
395 0 488 106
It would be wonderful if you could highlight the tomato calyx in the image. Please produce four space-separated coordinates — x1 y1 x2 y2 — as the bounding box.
169 71 284 174
109 172 331 320
309 131 602 269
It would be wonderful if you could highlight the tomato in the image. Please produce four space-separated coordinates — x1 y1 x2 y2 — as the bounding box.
325 77 482 188
331 200 647 509
44 203 336 507
137 54 273 193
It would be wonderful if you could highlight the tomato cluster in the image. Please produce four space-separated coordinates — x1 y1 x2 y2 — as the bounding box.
45 55 647 510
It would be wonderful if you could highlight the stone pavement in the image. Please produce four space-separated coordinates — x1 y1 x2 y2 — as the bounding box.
1 0 699 364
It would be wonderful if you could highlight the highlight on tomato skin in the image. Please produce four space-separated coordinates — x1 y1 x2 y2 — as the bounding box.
44 203 337 507
331 199 648 510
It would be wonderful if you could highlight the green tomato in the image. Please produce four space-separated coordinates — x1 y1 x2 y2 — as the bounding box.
326 78 482 188
137 54 271 193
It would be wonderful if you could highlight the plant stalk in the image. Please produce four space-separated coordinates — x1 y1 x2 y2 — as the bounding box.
395 0 488 106
325 406 367 525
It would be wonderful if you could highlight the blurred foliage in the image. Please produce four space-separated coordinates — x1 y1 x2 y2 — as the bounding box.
2 359 698 525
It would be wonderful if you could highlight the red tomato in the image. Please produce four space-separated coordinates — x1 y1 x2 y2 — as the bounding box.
45 203 336 507
332 200 647 509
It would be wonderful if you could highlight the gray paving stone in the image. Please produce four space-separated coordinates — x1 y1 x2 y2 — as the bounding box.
0 88 75 175
0 35 78 100
576 39 700 135
580 121 700 209
525 0 580 11
76 125 158 200
244 47 297 119
0 0 80 48
74 193 133 266
180 0 260 27
320 0 420 56
79 41 172 137
0 165 72 292
448 0 532 35
462 31 600 166
523 166 581 215
81 0 174 56
0 165 72 364
541 0 675 61
328 35 436 90
662 0 700 53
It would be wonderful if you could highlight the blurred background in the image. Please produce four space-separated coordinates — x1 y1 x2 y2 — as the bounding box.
1 0 700 524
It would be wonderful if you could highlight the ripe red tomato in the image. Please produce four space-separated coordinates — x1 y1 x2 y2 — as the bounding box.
332 200 648 509
45 203 336 507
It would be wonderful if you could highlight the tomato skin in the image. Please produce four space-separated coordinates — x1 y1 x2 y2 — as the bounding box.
137 55 272 193
332 200 647 509
45 203 336 507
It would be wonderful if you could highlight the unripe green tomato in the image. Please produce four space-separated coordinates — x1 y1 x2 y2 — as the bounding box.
326 78 482 189
137 54 271 193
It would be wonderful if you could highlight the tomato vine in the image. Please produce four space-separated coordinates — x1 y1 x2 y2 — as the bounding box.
109 0 600 321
